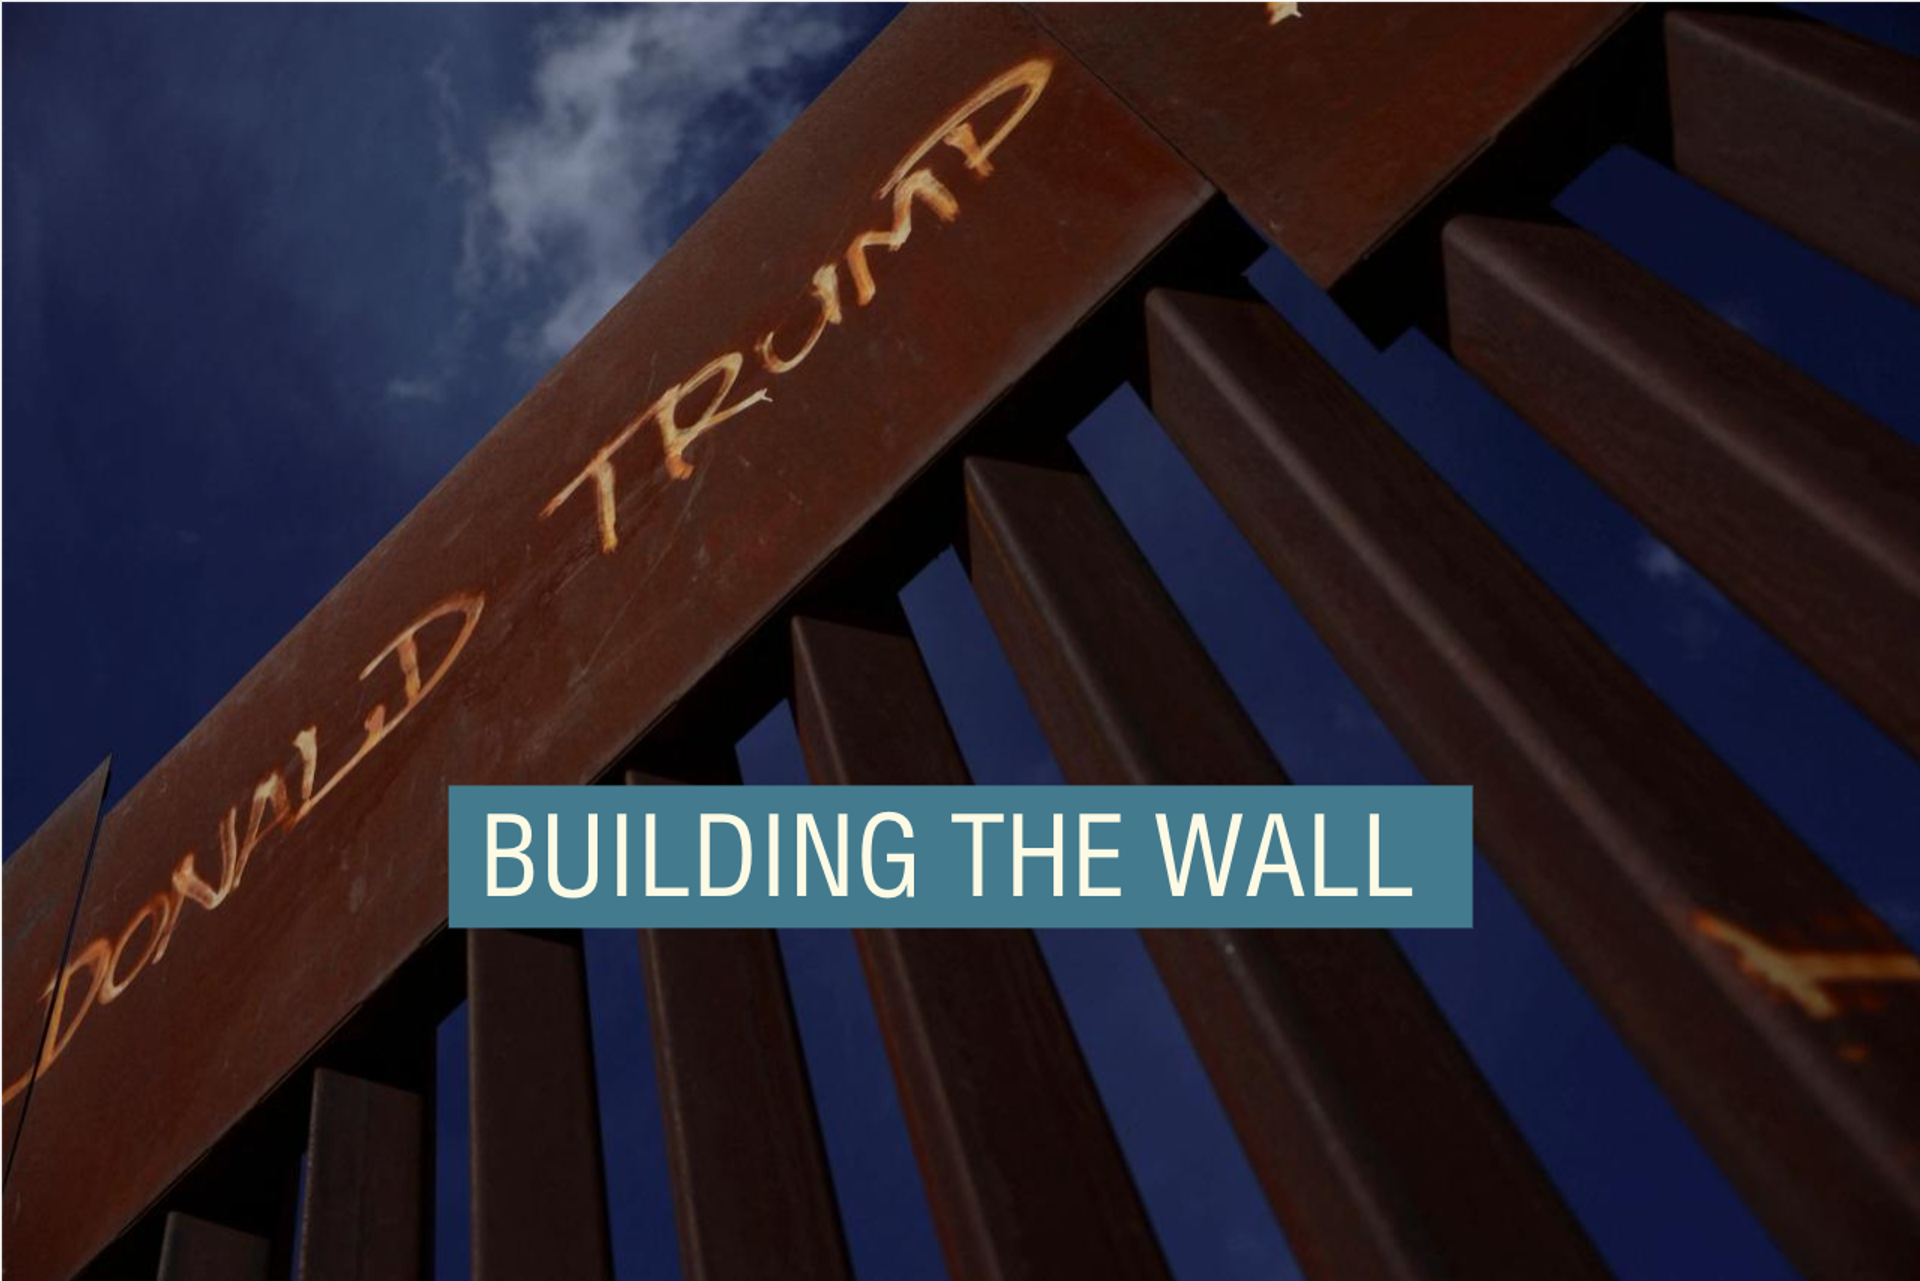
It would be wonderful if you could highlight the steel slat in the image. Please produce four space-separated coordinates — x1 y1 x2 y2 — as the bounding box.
625 746 852 1281
296 1067 429 1281
155 1212 270 1281
1142 281 1920 1276
791 602 1168 1279
960 441 1604 1279
467 929 613 1280
1663 9 1920 305
791 605 972 791
0 13 1219 1273
1440 214 1920 760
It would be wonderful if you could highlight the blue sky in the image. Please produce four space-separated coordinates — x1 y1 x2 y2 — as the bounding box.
6 4 1919 1278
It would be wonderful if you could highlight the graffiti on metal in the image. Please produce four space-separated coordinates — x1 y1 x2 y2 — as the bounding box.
1695 911 1920 1023
542 59 1052 553
2 596 485 1108
2 56 1057 1108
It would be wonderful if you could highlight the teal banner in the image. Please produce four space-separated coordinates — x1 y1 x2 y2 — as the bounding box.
448 785 1472 928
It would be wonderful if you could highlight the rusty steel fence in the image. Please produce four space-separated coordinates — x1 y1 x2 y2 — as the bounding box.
5 4 1918 1278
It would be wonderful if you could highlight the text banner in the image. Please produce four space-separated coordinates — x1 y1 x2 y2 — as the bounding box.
450 785 1472 927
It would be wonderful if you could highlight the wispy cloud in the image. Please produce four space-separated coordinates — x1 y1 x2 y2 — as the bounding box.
385 375 448 405
1635 534 1730 659
446 4 867 363
1635 537 1689 585
388 5 869 403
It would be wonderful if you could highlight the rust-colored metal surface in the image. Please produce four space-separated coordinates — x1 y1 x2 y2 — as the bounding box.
641 928 851 1281
792 605 972 791
155 1213 269 1281
0 8 1213 1275
1030 2 1634 287
641 921 844 1281
856 929 1168 1280
2 758 109 1182
1440 215 1920 762
964 446 1277 785
961 439 1600 1278
627 747 853 1281
791 603 1170 1278
1144 929 1606 1281
16 6 1918 1276
1141 282 1920 1276
1663 8 1920 306
467 928 613 1280
297 1068 429 1281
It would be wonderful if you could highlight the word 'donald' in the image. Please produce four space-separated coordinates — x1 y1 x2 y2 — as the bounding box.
6 57 1058 1108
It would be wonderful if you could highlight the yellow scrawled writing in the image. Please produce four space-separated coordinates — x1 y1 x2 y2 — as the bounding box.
4 56 1061 1108
3 594 484 1107
1695 910 1920 1022
540 59 1053 555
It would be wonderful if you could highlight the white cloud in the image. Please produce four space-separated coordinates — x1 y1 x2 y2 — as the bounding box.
1635 535 1730 659
1636 536 1689 585
386 376 448 405
453 4 867 360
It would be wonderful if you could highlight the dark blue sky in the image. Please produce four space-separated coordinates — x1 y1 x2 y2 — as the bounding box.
7 5 1919 1279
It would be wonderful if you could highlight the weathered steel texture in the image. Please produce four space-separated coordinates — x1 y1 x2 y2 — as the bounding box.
856 929 1168 1281
154 1213 270 1281
791 604 972 789
467 929 613 1281
960 440 1601 1278
1662 9 1920 305
1440 215 1920 762
1141 282 1920 1276
1029 2 1635 288
963 446 1277 785
296 1067 429 1281
791 603 1170 1278
1142 929 1607 1281
0 8 1216 1274
2 757 110 1183
640 927 852 1281
627 745 852 1280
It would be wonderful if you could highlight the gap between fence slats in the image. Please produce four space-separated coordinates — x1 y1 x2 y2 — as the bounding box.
791 601 1170 1280
961 439 1605 1280
1142 281 1920 1276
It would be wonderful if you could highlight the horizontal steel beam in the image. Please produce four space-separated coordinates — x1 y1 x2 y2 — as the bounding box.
1030 2 1635 287
0 8 1216 1274
2 758 110 1185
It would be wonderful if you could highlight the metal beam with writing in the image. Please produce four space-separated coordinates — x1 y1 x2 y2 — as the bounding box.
1 758 111 1184
0 8 1213 1277
1029 3 1634 289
